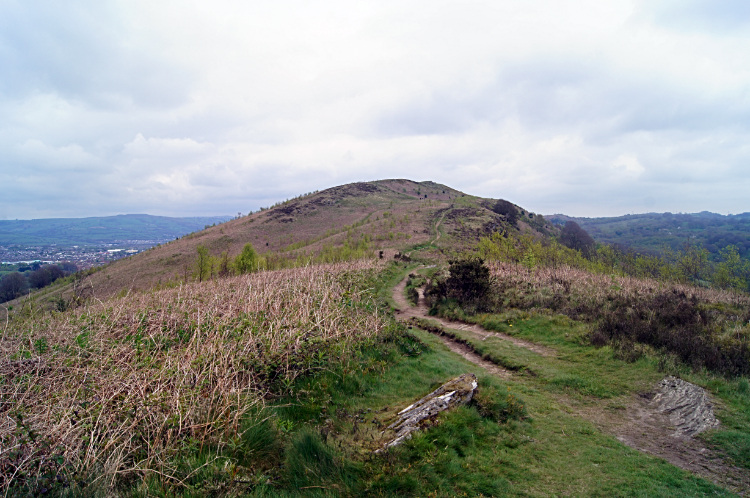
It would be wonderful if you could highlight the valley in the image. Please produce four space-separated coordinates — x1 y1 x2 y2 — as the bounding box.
549 211 750 259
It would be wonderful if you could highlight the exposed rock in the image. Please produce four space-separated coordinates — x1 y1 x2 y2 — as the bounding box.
376 373 477 453
652 376 720 436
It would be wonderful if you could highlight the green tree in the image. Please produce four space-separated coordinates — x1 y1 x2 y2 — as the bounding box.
678 243 710 283
218 251 231 277
634 253 663 279
0 272 27 302
560 221 596 258
713 245 749 291
195 245 210 282
234 243 260 274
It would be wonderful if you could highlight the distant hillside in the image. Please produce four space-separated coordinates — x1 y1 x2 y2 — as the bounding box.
0 214 233 246
547 211 750 258
27 179 555 302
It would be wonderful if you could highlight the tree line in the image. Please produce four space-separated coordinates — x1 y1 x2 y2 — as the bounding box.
190 238 374 283
478 221 750 292
550 211 750 259
0 262 78 303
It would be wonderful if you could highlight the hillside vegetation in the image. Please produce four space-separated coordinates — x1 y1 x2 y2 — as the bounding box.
3 180 750 497
2 180 554 312
549 211 750 259
2 261 392 495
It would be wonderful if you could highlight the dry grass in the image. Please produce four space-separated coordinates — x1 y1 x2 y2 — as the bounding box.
0 260 386 493
482 261 750 376
486 260 750 312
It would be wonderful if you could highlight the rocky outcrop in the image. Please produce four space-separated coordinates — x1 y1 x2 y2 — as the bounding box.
652 376 720 436
376 373 478 453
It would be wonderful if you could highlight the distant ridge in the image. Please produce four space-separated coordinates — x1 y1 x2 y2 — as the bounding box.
547 211 750 258
0 214 233 246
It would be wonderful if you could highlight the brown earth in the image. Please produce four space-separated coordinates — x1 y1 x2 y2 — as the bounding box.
392 273 750 495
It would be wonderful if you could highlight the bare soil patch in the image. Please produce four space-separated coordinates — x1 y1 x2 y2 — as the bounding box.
603 391 748 495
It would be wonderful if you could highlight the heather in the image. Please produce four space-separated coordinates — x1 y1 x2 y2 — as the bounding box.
431 239 750 377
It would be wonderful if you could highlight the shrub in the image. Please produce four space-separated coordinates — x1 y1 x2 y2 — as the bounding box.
475 259 750 377
492 199 518 227
406 285 419 305
446 258 492 307
596 289 750 376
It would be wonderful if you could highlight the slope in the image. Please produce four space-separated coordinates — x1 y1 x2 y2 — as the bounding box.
5 179 557 306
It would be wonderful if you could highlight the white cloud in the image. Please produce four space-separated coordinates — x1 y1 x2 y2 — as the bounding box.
612 154 645 179
1 0 749 218
12 139 99 169
122 134 214 158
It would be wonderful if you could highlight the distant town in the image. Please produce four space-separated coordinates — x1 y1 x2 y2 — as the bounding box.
0 240 163 270
0 214 234 274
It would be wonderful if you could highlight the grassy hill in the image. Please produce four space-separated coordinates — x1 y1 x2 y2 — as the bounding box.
2 180 749 497
0 214 233 246
4 246 749 496
548 212 750 259
35 179 555 302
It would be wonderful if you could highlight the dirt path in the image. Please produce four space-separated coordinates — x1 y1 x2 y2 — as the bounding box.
392 274 554 356
613 398 749 493
392 274 508 376
391 273 750 495
430 211 445 245
405 211 446 259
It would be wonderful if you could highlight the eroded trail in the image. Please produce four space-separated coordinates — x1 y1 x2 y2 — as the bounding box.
392 273 553 356
391 273 750 495
431 211 445 245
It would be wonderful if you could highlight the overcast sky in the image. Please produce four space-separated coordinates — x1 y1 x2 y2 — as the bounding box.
2 0 749 219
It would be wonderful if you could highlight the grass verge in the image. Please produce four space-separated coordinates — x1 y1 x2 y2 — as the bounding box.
429 303 750 476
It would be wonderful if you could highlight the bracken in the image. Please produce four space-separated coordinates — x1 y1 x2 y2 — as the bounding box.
0 260 386 494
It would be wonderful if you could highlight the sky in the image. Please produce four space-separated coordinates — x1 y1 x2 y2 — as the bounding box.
1 0 750 219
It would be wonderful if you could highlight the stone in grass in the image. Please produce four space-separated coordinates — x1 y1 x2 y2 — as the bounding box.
376 373 478 453
652 376 720 437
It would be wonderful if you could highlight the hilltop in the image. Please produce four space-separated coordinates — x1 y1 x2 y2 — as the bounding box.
48 179 555 301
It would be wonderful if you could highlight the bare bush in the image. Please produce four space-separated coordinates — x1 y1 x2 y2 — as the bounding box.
486 260 750 314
